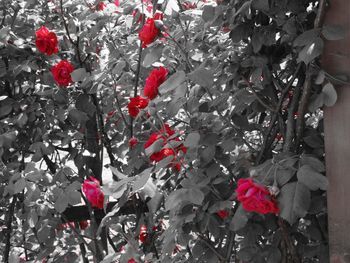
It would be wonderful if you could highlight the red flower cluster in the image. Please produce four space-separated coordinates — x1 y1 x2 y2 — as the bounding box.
139 224 148 243
143 67 168 100
144 124 186 171
51 60 74 87
138 12 163 48
128 96 149 117
82 176 104 209
216 210 229 219
35 26 59 56
236 178 279 215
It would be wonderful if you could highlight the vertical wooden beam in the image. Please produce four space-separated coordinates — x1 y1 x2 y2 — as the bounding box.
322 0 350 262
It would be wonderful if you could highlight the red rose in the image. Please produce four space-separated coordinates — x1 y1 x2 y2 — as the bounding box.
82 176 104 209
143 67 168 100
128 96 149 117
79 220 89 230
139 224 147 243
97 2 106 11
236 178 279 214
114 0 119 6
217 210 229 219
144 124 187 170
35 26 59 56
138 12 163 48
128 259 137 263
129 137 138 148
51 60 74 87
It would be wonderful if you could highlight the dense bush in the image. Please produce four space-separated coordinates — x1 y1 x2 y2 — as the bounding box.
0 0 337 262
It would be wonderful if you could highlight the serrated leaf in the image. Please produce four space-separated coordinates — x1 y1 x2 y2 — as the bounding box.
322 24 346 41
322 82 337 107
297 165 328 191
159 70 186 94
184 132 201 148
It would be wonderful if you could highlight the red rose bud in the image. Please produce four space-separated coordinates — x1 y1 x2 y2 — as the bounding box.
51 60 74 87
97 2 106 11
216 210 229 219
82 176 104 209
236 178 279 215
139 224 148 243
128 96 149 117
128 137 138 148
35 26 59 56
79 220 89 230
143 67 168 100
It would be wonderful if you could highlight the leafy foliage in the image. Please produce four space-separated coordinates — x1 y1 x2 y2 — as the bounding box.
0 0 336 262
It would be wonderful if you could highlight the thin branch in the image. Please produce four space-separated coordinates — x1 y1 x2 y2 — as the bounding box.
243 78 276 112
198 235 226 261
256 63 302 164
3 195 17 263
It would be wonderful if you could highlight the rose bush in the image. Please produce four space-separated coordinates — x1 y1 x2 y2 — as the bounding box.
0 0 332 262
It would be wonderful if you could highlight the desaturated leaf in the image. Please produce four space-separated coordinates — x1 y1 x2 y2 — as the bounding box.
28 209 38 228
322 24 346 41
147 191 164 214
297 37 324 64
278 182 311 224
75 94 96 117
293 29 320 47
133 168 151 191
54 192 69 213
308 93 324 112
165 188 204 210
110 166 127 180
71 68 88 82
300 154 325 173
145 138 164 156
143 45 163 67
66 189 81 205
322 82 337 107
202 5 216 22
230 204 249 231
159 70 186 94
252 0 269 11
184 132 201 148
188 68 214 87
297 165 328 191
14 178 26 194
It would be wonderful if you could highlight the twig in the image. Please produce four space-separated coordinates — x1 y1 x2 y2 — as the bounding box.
256 63 302 164
243 78 276 112
278 218 300 263
3 195 17 263
198 235 226 261
130 41 144 138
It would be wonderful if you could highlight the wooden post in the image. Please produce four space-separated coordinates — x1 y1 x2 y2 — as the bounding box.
323 1 350 262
